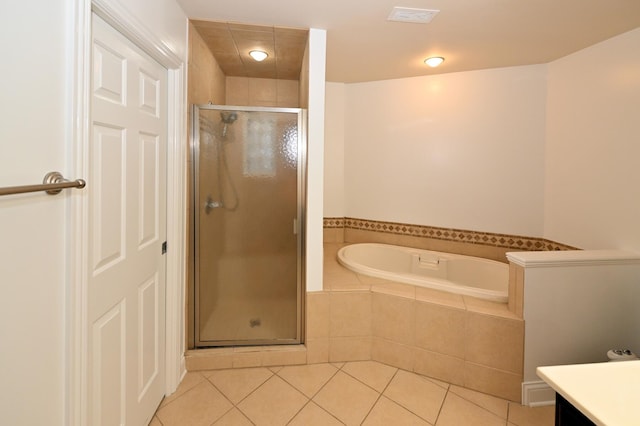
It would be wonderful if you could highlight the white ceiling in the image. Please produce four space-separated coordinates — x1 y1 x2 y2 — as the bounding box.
177 0 640 83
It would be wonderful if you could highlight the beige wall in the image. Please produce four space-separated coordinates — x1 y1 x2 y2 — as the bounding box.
323 82 346 217
544 27 640 251
325 65 548 238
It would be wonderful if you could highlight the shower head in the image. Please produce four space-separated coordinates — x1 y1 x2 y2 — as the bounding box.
220 111 238 125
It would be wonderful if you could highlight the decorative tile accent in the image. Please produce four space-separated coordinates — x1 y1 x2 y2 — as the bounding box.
323 217 577 251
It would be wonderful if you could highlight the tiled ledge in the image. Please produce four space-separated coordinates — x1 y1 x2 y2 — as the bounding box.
309 243 525 402
324 217 577 253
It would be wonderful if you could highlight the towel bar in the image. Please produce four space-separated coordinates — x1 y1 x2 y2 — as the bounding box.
0 171 86 196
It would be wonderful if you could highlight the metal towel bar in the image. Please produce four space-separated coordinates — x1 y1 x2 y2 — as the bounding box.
0 171 86 197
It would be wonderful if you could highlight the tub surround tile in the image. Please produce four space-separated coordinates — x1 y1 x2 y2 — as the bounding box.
413 348 465 387
371 338 415 372
414 301 466 357
464 362 522 402
464 296 520 320
369 280 416 299
329 292 371 337
508 263 525 317
327 217 578 252
415 287 466 309
372 293 415 346
465 312 524 374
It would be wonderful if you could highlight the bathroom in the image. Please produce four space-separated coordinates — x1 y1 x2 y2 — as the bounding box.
183 5 640 414
3 0 640 424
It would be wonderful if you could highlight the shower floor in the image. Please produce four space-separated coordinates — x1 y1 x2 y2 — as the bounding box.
199 295 298 344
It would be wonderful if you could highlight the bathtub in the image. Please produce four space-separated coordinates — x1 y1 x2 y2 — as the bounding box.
337 243 509 302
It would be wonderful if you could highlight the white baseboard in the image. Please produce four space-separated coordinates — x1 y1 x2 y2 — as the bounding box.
522 381 556 407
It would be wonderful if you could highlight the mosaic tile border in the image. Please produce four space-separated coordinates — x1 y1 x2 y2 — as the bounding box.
323 217 577 251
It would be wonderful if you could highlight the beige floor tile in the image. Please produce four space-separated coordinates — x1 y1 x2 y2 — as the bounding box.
342 360 398 392
449 384 509 419
383 370 447 424
277 363 338 398
436 392 505 426
207 367 273 404
156 381 233 426
160 371 206 407
507 402 555 426
212 407 253 425
288 402 345 426
237 375 308 425
148 416 163 426
313 371 380 425
363 396 431 426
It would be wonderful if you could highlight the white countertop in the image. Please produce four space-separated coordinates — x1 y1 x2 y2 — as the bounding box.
537 360 640 426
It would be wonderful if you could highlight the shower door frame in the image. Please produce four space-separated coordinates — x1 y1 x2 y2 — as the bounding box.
191 104 306 348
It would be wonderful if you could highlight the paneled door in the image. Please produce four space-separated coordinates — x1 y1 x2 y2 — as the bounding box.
88 14 167 425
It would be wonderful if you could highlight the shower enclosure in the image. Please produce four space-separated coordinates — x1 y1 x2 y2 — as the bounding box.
192 104 305 347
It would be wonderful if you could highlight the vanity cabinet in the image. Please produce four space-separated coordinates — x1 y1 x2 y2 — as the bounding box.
555 394 595 426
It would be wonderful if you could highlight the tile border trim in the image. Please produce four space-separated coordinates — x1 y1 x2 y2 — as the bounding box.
323 217 577 251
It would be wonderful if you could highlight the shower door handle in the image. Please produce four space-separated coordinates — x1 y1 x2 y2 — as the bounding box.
205 196 222 214
293 218 298 235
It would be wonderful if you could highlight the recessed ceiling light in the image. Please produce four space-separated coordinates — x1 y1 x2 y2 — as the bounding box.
249 50 268 62
388 7 440 24
424 57 445 67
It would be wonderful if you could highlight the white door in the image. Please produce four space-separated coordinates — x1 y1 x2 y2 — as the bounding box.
88 14 167 425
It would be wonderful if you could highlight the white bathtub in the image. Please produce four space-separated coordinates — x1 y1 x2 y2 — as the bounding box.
337 243 509 302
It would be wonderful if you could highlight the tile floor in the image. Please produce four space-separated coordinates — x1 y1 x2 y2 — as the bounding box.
151 360 554 426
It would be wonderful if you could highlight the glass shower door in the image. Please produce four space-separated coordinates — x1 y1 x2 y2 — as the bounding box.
193 105 304 347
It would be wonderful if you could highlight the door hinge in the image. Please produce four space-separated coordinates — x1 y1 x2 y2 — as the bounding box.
162 241 167 254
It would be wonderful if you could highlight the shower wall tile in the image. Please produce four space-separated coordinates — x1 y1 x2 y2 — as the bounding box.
276 79 300 107
225 76 249 105
249 78 277 106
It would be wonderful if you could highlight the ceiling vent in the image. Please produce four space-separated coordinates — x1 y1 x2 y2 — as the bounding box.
387 7 440 24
